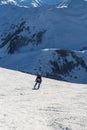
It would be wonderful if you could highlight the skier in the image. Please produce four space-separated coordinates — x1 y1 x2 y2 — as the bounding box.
33 73 42 89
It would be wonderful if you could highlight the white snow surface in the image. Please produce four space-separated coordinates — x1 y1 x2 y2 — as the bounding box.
0 67 87 130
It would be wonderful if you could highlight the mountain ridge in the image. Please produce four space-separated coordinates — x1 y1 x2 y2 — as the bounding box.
1 0 86 8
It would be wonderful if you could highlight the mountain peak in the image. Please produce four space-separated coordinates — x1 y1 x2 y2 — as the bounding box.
0 0 69 7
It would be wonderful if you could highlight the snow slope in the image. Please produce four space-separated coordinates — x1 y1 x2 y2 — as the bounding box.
0 67 87 130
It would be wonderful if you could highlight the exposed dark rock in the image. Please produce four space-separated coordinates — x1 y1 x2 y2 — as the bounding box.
36 30 46 44
8 36 28 54
0 21 26 48
80 46 87 51
48 49 87 80
56 50 71 57
0 21 46 54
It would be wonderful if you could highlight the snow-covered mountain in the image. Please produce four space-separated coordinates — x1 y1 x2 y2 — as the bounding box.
0 0 69 7
0 0 87 83
0 67 87 130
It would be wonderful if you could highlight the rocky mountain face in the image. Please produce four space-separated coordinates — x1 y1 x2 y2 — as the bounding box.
0 0 87 84
0 20 46 54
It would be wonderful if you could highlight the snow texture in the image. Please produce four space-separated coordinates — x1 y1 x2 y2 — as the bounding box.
0 67 87 130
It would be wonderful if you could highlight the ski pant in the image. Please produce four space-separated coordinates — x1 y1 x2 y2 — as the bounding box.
34 82 41 89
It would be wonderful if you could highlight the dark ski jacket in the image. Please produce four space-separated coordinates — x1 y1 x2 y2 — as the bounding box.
36 75 42 83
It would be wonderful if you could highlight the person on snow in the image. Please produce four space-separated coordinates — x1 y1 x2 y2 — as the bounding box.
34 73 42 89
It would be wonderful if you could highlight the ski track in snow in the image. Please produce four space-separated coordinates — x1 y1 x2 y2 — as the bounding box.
0 68 87 130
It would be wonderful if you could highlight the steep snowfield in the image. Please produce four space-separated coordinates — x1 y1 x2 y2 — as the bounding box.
0 67 87 130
